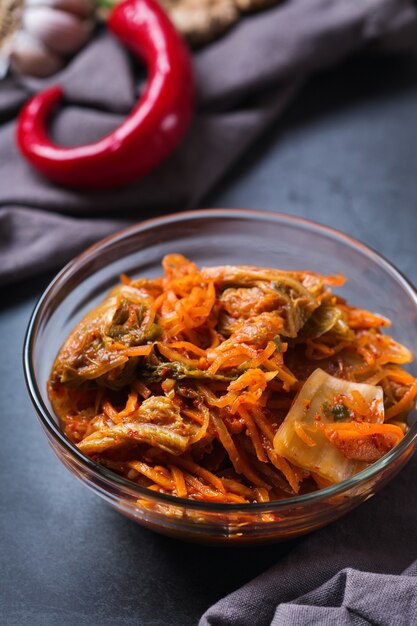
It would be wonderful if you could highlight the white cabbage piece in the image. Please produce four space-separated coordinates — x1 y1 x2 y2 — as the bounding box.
273 369 384 483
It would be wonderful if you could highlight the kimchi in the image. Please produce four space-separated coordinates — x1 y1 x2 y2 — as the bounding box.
48 255 417 503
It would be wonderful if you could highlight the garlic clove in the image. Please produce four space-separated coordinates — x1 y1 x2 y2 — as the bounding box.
0 50 10 78
25 0 95 20
22 7 93 56
8 30 64 77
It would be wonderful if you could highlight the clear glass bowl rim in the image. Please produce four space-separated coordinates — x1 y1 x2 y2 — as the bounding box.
23 208 417 513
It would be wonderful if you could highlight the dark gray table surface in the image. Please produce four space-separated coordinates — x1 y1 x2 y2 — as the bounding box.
1 54 417 626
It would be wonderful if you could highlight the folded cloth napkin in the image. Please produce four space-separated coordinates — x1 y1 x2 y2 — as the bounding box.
200 454 417 625
1 0 417 285
201 563 417 626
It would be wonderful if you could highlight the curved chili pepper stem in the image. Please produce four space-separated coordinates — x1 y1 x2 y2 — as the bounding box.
16 0 195 189
95 0 117 9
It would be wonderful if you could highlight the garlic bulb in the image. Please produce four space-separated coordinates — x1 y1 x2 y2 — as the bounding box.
8 30 64 77
22 7 93 55
1 0 95 78
25 0 94 19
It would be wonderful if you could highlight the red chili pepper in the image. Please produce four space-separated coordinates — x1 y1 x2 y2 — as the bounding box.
16 0 195 189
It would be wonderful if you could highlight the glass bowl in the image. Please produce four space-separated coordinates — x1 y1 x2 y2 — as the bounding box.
24 209 417 545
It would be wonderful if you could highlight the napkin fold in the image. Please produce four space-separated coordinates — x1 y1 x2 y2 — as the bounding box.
201 562 417 626
1 0 417 286
199 452 417 626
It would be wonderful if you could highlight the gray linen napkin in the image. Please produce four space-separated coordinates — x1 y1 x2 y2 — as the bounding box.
201 563 417 626
1 0 417 286
200 452 417 626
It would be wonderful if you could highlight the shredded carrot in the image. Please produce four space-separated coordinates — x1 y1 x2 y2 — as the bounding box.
169 464 188 498
169 341 207 357
238 406 268 462
103 400 120 423
243 341 277 369
124 345 153 357
267 450 303 494
221 478 254 499
254 487 270 503
133 380 152 399
49 253 415 506
250 405 276 442
157 343 199 368
386 380 417 420
128 461 175 491
120 273 131 285
167 456 226 493
116 389 138 420
176 405 211 444
294 421 316 447
207 345 255 374
184 474 246 503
